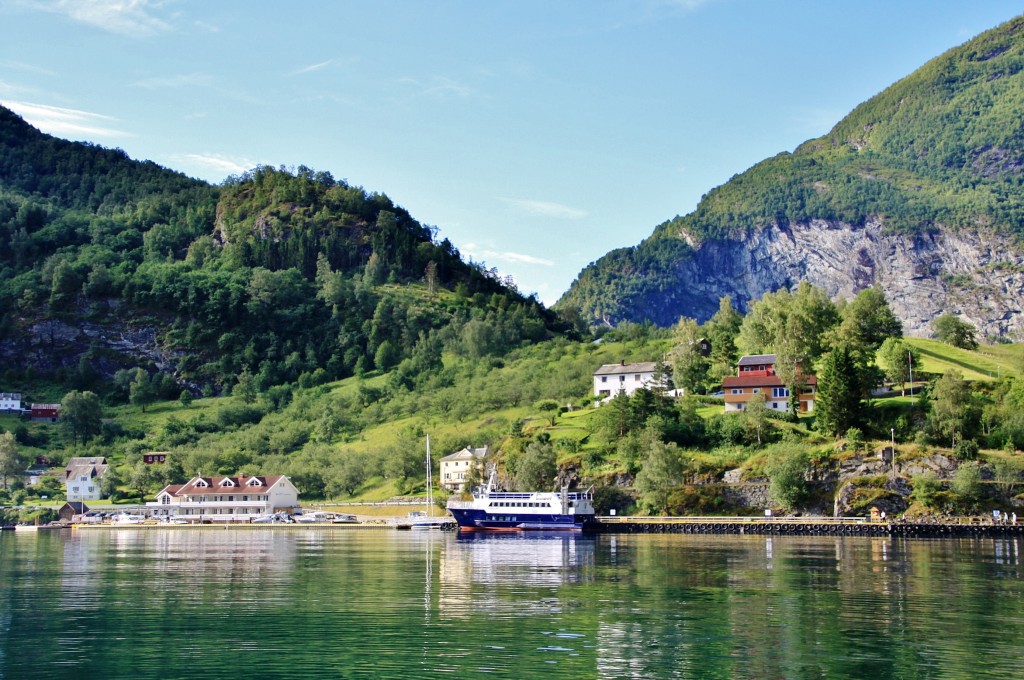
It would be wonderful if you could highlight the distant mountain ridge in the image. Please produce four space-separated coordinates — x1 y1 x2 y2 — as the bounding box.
557 15 1024 338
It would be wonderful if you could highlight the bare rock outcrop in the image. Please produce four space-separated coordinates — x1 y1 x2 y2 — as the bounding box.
661 219 1024 338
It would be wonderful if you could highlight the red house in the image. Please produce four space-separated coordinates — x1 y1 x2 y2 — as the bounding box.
722 354 817 413
30 403 60 422
143 452 168 465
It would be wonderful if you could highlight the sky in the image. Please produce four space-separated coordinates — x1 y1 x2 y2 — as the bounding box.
1 1 1022 306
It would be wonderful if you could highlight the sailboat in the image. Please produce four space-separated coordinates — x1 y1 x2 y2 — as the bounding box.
408 435 451 530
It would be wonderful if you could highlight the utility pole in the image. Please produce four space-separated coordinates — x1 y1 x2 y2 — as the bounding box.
908 350 914 406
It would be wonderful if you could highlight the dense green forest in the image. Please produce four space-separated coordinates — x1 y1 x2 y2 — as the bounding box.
558 16 1024 327
0 105 562 401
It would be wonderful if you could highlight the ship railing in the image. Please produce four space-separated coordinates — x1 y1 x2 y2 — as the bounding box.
446 500 476 509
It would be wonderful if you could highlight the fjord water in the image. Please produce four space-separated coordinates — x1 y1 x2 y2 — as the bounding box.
1 531 1021 679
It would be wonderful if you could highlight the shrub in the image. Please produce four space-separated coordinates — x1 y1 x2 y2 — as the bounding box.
767 451 810 511
953 438 979 460
591 485 634 515
910 474 943 510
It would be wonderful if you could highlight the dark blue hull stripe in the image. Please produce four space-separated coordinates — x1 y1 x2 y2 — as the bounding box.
449 508 593 530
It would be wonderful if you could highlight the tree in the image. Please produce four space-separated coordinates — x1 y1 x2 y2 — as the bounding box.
933 313 978 350
929 370 976 448
767 451 810 511
363 251 386 287
60 390 103 445
703 296 743 386
374 340 400 372
0 432 27 489
671 317 709 394
878 337 921 396
129 371 156 412
179 389 194 409
514 440 557 491
327 450 368 497
534 399 560 427
815 345 865 437
992 457 1024 503
744 393 770 445
633 431 686 514
832 286 903 359
424 261 439 296
950 461 984 511
234 367 258 404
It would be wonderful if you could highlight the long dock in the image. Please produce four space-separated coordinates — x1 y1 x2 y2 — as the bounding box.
590 516 1024 538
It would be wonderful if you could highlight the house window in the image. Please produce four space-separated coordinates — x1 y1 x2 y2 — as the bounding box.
773 387 790 398
730 389 743 395
619 376 625 382
752 388 760 394
601 377 607 383
634 374 641 381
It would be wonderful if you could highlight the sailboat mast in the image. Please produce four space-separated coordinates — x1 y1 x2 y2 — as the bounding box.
425 435 432 517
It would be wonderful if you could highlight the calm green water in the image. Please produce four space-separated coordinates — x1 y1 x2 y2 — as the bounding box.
0 530 1021 679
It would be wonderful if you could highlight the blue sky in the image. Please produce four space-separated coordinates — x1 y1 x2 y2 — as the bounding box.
1 1 1022 305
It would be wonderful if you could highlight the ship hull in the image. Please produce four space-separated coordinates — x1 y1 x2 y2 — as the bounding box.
448 507 591 531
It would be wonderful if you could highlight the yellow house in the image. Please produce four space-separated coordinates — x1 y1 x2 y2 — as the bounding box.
439 446 488 493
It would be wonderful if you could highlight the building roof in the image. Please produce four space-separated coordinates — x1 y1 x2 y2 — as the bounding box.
593 361 659 376
723 375 818 388
64 457 108 481
61 501 89 513
173 475 288 496
440 445 489 462
737 354 777 366
156 484 186 497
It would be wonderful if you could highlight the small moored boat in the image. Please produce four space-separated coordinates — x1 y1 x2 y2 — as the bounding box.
294 511 335 523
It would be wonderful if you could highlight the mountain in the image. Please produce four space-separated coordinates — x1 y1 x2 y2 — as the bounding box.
557 16 1024 339
0 106 557 397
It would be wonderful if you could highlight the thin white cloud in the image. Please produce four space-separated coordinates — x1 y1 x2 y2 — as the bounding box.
0 99 130 138
291 59 335 76
399 75 473 100
193 19 219 33
0 60 57 76
37 0 173 37
173 153 254 177
501 198 589 220
462 242 555 267
131 73 214 89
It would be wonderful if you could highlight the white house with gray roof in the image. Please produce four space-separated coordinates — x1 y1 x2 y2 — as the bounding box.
593 361 664 398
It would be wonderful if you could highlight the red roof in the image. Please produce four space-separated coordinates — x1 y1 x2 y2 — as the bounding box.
723 375 817 388
174 475 285 496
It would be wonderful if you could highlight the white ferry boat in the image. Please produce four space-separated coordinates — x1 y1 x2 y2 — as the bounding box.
446 472 595 532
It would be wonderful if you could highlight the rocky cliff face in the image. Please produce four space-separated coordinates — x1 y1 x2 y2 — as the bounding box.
662 219 1024 337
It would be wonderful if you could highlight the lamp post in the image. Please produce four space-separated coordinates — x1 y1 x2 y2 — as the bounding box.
891 428 896 479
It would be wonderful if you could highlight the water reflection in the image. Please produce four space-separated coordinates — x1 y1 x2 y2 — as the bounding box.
1 531 1022 679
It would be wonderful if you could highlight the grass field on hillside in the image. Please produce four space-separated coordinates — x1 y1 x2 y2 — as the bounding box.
904 338 1021 381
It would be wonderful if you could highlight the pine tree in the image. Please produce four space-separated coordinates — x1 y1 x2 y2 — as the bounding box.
815 345 864 437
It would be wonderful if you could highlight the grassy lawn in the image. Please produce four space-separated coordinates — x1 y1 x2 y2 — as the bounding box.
905 338 1020 381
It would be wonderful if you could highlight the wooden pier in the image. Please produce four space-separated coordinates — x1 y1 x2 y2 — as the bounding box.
589 516 1024 538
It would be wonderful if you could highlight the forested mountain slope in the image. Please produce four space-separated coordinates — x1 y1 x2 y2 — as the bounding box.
0 106 556 398
557 15 1024 339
